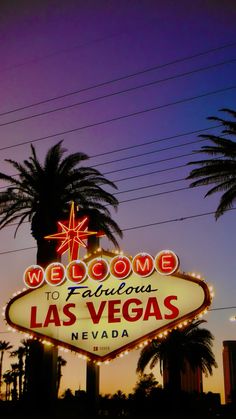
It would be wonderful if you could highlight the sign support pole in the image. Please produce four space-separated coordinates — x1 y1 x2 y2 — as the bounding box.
86 234 100 413
86 361 100 414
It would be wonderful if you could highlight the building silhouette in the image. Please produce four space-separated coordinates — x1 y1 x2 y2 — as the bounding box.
223 340 236 404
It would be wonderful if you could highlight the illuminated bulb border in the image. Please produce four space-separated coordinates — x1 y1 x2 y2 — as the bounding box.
2 261 212 365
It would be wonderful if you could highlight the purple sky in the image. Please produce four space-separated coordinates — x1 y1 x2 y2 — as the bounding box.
1 0 236 401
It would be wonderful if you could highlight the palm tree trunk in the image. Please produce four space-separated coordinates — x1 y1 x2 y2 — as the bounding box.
165 360 182 393
0 351 4 398
5 382 8 401
12 373 17 401
36 239 59 268
25 240 59 407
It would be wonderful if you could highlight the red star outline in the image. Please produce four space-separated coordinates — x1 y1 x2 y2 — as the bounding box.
44 202 98 261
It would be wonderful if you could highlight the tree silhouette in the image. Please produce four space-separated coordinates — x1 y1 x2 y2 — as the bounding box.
133 373 159 397
137 320 217 393
10 345 26 399
0 340 13 398
3 370 14 401
0 141 122 402
187 108 236 219
10 363 19 401
0 141 122 266
56 355 67 397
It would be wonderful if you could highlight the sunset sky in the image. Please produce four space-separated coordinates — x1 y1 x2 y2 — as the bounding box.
1 0 236 403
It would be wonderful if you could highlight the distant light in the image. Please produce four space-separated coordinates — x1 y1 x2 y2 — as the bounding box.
229 316 236 322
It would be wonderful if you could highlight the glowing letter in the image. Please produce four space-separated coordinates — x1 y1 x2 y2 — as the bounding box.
45 263 65 286
24 265 44 288
155 250 179 275
30 306 43 328
164 295 179 319
123 298 143 322
44 304 61 327
110 256 131 279
88 258 109 281
132 253 154 277
143 297 162 320
87 301 106 324
108 300 121 323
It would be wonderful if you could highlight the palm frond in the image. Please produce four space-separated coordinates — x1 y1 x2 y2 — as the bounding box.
0 141 122 250
187 109 236 219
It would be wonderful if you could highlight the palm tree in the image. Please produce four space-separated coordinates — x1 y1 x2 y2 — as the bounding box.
0 141 122 266
10 346 26 399
0 141 122 402
10 363 19 401
187 108 236 219
0 340 13 398
3 370 14 400
136 320 217 393
56 355 67 397
20 339 31 397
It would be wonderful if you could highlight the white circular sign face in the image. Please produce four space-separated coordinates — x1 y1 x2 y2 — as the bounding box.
8 252 210 362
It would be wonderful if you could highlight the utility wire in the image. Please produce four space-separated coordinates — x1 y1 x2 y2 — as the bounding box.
113 177 186 195
118 186 189 204
122 208 236 231
0 85 233 153
0 58 235 128
0 246 36 255
0 124 219 184
93 139 206 168
0 208 235 256
1 41 236 117
103 152 196 175
0 176 187 195
209 306 236 311
1 305 236 337
0 151 197 190
89 125 220 159
113 163 188 183
0 184 197 226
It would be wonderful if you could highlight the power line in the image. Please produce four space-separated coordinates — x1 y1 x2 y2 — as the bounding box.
0 150 195 185
0 208 235 256
0 246 36 255
114 178 186 195
1 176 186 198
93 139 206 168
0 84 233 152
0 125 219 185
103 152 195 176
122 208 236 231
0 184 196 228
1 58 235 128
118 186 189 204
0 28 135 74
1 40 236 117
114 163 188 183
1 305 236 338
89 125 220 159
209 306 236 311
0 182 200 230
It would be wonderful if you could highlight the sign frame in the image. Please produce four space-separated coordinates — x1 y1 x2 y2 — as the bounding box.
5 250 212 362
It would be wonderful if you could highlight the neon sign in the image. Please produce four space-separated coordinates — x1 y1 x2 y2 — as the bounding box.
23 250 179 288
5 203 213 362
44 201 99 261
6 249 211 362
